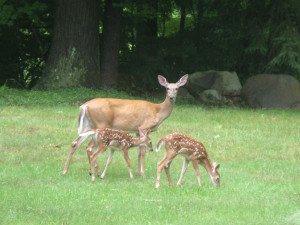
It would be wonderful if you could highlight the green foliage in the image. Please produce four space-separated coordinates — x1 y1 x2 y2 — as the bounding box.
0 86 135 106
266 27 300 78
0 89 299 224
0 0 53 88
1 0 300 90
0 0 48 26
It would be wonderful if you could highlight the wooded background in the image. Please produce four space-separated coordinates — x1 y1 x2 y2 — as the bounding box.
0 0 299 93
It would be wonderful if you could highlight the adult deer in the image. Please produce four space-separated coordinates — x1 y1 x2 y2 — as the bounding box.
62 74 189 176
68 128 153 181
155 133 220 189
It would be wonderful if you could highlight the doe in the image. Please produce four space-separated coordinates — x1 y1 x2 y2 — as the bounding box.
155 132 220 189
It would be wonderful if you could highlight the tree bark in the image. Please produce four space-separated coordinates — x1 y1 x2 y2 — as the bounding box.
36 0 100 89
100 0 123 87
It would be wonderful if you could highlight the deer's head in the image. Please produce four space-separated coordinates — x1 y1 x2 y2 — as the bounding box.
210 162 220 187
158 74 188 102
138 129 153 151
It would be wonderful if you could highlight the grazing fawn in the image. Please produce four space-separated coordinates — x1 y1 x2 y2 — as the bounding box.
66 128 153 181
155 133 220 189
62 74 188 177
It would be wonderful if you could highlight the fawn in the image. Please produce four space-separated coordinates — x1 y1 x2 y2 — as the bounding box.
65 128 153 181
155 132 220 189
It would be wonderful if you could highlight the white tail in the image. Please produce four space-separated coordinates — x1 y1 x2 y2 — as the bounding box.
155 133 220 190
78 104 91 135
156 139 164 152
62 74 188 176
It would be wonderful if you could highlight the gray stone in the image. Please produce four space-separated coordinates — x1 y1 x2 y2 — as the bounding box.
187 70 242 96
242 74 300 109
200 89 222 101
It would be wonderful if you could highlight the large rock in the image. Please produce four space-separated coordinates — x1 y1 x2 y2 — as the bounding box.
187 70 242 96
242 74 300 109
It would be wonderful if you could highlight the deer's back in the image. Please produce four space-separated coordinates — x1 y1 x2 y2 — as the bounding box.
86 98 160 132
164 133 207 155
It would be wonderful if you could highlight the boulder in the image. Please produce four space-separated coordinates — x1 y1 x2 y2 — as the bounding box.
200 89 222 102
187 70 242 96
186 71 242 106
242 74 300 109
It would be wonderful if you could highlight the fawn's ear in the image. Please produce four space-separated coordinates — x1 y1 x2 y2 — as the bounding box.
138 128 144 137
213 162 220 172
145 129 151 137
158 75 168 87
177 74 188 86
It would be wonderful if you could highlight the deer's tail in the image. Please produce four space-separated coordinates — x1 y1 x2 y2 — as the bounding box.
156 138 165 152
71 130 97 150
78 104 93 135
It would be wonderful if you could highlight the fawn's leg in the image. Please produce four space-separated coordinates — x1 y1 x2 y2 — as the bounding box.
122 148 134 179
164 160 173 186
191 159 202 186
156 151 176 189
86 140 102 176
100 149 115 179
90 145 107 182
177 158 189 186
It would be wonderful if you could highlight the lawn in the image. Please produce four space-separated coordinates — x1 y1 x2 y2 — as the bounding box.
0 87 299 224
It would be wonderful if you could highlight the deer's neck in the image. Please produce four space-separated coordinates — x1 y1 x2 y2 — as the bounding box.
201 157 214 175
131 137 143 147
157 97 175 121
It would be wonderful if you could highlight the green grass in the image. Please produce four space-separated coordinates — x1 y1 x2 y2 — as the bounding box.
0 88 299 224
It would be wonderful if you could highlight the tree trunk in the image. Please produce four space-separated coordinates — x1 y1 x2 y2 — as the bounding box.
100 0 123 87
36 0 100 90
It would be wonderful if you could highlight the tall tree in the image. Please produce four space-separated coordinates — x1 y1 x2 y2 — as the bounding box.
100 0 123 87
36 0 100 89
0 0 53 88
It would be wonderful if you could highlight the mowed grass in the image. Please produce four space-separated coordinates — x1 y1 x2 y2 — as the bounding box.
0 88 299 224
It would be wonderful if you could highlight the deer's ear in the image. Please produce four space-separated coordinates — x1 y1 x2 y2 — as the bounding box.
158 75 168 87
145 129 151 137
177 74 188 86
138 128 144 137
213 162 220 172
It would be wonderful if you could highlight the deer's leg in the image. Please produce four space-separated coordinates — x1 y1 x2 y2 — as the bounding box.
164 160 173 186
136 145 141 175
140 146 146 177
191 159 202 187
137 145 146 177
86 140 101 176
177 158 189 186
156 151 176 189
122 148 134 179
90 145 107 182
100 149 115 179
62 144 78 175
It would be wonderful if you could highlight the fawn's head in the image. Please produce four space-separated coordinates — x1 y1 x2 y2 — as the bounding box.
138 129 153 151
158 74 188 102
210 162 220 187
